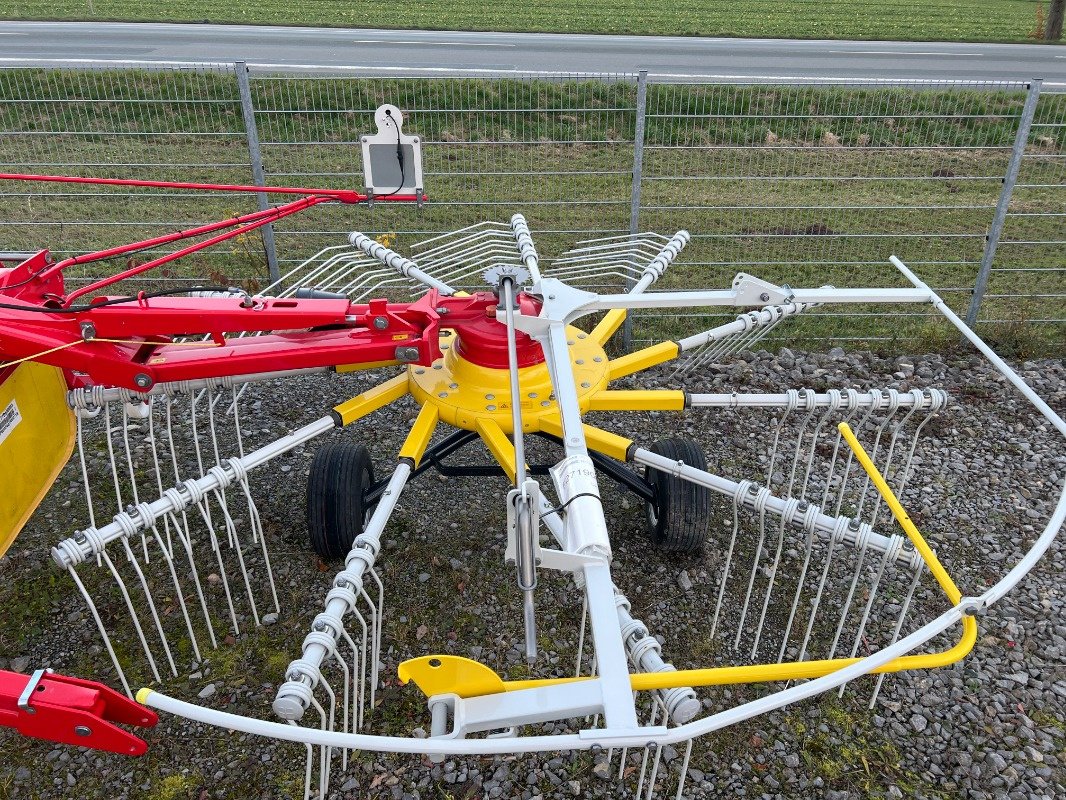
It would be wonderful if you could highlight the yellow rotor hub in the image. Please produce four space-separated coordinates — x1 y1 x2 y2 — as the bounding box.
408 327 609 434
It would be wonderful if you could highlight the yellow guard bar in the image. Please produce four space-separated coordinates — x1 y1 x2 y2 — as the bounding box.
401 421 976 700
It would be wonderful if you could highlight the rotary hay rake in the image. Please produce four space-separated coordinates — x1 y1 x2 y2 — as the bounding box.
0 171 1063 799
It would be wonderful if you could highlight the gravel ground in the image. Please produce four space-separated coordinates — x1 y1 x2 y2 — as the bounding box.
0 346 1063 800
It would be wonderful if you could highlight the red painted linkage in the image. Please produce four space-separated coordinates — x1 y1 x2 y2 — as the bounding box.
0 289 507 390
0 172 422 305
0 669 157 755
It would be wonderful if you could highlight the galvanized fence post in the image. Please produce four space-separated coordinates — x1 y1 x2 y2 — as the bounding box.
965 78 1042 327
234 61 280 283
622 69 648 353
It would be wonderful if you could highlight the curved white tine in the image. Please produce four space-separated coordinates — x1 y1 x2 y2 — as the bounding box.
290 719 314 800
338 625 362 739
118 537 178 677
838 542 904 698
313 684 335 795
204 388 261 625
831 398 878 518
118 401 151 564
331 649 351 771
348 604 370 731
855 402 900 520
240 477 280 614
797 515 850 664
734 501 768 651
674 739 694 800
146 520 202 664
828 537 871 661
869 564 923 706
262 244 350 295
636 701 660 797
709 480 747 639
165 395 219 649
359 580 382 714
210 485 260 626
191 499 240 635
778 509 821 663
752 396 819 656
100 549 162 683
67 566 132 697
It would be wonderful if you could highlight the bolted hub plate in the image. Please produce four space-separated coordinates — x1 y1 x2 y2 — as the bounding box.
482 264 530 288
408 328 609 434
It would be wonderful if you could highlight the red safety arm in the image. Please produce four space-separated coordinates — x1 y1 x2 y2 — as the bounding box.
0 172 369 203
60 195 332 305
0 172 448 389
0 173 424 292
0 669 157 755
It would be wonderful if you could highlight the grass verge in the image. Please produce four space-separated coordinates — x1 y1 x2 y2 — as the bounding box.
0 1 1057 44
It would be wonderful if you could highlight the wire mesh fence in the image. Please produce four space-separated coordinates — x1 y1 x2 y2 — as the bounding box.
0 63 1061 353
631 78 1037 347
0 62 263 286
976 88 1066 339
247 71 639 273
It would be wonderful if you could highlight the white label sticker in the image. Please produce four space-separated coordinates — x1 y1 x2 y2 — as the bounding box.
0 398 22 447
549 454 601 504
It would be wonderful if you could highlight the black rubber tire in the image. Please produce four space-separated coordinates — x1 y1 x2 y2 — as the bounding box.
306 441 375 560
643 437 712 553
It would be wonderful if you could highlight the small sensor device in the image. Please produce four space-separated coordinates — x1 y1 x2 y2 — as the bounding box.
361 104 424 203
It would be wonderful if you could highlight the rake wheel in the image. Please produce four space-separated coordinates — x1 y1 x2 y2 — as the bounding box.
8 193 1062 800
643 437 712 553
306 441 375 560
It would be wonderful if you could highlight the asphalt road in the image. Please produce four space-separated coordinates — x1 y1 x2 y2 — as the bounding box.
0 21 1064 85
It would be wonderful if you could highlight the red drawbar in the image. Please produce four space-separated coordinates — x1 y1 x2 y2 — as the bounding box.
0 669 157 755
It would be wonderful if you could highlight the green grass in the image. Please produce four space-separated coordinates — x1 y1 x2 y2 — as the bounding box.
0 68 1062 354
0 0 1056 43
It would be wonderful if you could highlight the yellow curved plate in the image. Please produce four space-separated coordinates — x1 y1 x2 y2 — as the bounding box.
397 655 508 698
0 362 74 559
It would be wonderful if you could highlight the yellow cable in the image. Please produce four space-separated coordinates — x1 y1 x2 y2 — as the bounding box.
1 336 227 370
0 339 83 370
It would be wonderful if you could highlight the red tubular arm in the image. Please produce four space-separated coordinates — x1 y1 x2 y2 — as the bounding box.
0 292 501 391
0 172 367 203
0 172 423 289
61 195 329 305
49 198 323 276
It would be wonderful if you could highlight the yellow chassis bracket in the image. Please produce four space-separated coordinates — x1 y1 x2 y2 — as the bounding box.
332 373 409 426
400 422 976 700
606 341 679 381
589 309 627 347
398 403 439 466
537 417 632 462
587 390 686 412
475 418 519 484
